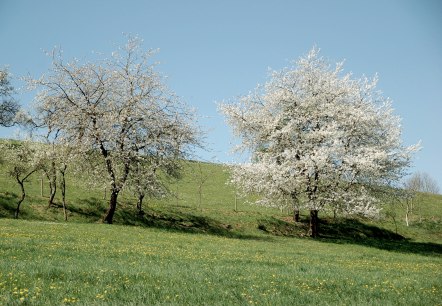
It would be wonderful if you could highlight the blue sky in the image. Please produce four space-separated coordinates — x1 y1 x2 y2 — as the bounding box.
1 0 441 189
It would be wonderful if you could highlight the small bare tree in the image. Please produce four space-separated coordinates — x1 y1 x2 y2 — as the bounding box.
127 157 169 216
196 162 209 211
405 172 440 194
403 172 440 225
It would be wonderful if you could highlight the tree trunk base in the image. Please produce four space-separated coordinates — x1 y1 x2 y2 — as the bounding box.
309 210 319 238
137 195 145 217
103 191 118 224
293 209 300 222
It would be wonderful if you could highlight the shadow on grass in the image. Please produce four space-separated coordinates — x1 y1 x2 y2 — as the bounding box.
118 206 272 241
258 217 442 257
0 192 19 218
257 216 308 237
64 197 105 221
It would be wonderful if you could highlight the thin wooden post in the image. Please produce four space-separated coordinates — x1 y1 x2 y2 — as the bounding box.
176 183 179 207
40 177 43 197
234 192 238 212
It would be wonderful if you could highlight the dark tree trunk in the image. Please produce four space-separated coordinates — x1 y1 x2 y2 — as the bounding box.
137 194 145 216
13 168 38 219
290 192 300 222
60 165 67 221
103 190 119 224
15 179 25 219
309 210 319 238
98 140 130 225
47 161 57 207
48 179 57 207
293 208 300 222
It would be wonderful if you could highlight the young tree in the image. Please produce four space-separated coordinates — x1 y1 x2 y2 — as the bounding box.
402 171 440 225
220 48 418 237
0 68 19 127
33 128 72 214
40 129 73 220
128 157 169 216
131 163 160 215
405 172 440 194
59 162 68 221
2 140 43 218
40 141 58 208
30 36 199 224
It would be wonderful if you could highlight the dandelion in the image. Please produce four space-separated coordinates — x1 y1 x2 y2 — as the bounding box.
62 297 79 304
96 293 105 299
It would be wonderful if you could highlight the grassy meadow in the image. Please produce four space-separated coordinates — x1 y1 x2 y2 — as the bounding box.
1 159 442 305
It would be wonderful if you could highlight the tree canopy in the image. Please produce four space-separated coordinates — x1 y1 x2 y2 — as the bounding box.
220 48 419 237
0 68 19 127
30 37 200 224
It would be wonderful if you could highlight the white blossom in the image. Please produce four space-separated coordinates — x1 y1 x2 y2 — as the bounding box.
30 36 200 223
219 48 418 236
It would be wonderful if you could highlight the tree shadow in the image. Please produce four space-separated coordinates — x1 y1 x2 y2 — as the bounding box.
257 216 308 237
64 197 105 220
0 192 19 218
258 217 442 257
319 218 442 257
117 206 273 241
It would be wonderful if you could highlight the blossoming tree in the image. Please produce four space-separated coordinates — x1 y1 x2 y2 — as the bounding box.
31 37 199 224
1 140 44 218
0 68 19 127
219 48 418 237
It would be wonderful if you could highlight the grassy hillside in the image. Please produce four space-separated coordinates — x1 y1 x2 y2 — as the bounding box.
0 160 277 230
1 157 441 241
1 153 442 305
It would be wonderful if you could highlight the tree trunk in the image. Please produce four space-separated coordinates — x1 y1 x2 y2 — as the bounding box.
15 179 26 219
290 193 299 222
47 161 57 207
137 194 145 216
60 166 67 221
405 199 411 227
103 190 119 224
293 208 300 222
309 210 319 238
405 210 409 227
48 179 57 207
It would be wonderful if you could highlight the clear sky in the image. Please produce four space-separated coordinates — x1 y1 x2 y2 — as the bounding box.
1 0 441 189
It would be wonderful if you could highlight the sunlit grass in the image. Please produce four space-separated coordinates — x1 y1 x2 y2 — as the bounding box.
0 219 441 305
1 156 442 305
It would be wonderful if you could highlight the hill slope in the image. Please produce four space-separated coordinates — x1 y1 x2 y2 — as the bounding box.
1 154 442 241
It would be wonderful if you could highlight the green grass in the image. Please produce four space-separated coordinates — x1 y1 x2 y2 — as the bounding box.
0 160 287 238
0 219 441 306
1 156 442 305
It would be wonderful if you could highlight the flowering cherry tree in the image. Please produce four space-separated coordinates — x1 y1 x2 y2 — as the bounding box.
127 157 171 216
36 129 73 220
30 37 199 224
0 68 19 127
1 140 44 218
220 48 419 237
